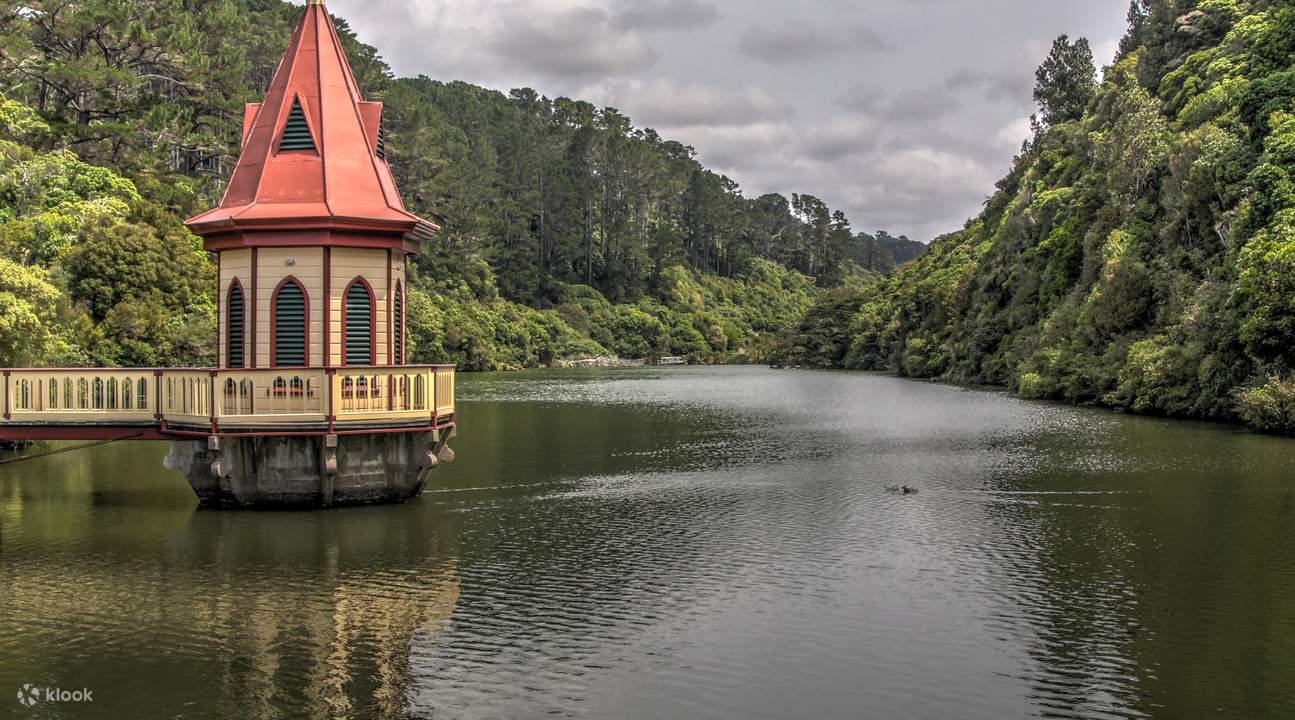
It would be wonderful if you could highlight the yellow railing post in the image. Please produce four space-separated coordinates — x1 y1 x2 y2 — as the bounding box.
326 368 337 434
154 370 163 421
209 370 219 432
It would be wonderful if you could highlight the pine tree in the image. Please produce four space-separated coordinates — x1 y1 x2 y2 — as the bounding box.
1033 35 1098 126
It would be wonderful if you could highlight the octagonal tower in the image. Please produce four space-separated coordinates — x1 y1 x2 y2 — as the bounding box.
186 0 436 372
168 0 453 508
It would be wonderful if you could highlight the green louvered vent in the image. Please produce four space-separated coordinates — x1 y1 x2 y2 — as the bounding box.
279 99 316 152
345 282 374 366
274 282 307 367
394 283 404 364
376 123 387 160
227 283 245 369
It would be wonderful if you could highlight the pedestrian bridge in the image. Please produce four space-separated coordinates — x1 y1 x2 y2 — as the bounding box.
0 365 455 441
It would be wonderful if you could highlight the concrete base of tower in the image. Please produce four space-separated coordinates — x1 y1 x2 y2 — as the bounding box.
164 429 456 509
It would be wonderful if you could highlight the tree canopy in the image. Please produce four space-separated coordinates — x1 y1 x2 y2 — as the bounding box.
779 0 1295 435
0 0 919 370
1033 35 1098 127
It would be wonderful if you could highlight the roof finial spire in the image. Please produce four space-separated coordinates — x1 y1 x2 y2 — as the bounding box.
307 0 325 5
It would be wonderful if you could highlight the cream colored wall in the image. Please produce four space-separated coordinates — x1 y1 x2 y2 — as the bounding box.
218 247 404 369
219 249 252 369
255 247 324 368
329 248 392 367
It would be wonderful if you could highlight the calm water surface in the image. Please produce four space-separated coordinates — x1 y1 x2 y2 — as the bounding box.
1 367 1293 719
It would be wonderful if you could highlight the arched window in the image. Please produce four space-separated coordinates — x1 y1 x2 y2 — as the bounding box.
272 278 309 367
227 280 246 369
344 278 375 366
394 281 405 365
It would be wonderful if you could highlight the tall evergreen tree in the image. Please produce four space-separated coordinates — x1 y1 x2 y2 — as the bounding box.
1033 35 1098 126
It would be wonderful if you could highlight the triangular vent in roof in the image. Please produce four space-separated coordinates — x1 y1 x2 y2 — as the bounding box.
279 99 316 152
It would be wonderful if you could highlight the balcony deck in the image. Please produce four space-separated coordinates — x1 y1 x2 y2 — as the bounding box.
0 366 455 441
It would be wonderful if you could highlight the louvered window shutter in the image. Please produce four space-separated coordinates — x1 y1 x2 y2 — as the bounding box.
376 123 387 160
345 282 374 366
274 282 307 367
228 283 245 369
394 283 404 365
279 99 316 152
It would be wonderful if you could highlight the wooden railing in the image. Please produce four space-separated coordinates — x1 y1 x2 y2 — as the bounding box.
216 369 329 426
164 371 215 427
1 366 455 435
5 370 156 422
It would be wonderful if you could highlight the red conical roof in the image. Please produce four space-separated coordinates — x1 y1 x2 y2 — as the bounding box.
186 0 436 250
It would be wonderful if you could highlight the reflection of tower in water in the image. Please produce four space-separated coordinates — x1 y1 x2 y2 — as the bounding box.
0 501 460 720
183 511 462 719
229 549 460 719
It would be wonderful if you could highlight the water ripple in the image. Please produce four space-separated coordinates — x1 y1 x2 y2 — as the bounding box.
2 367 1294 718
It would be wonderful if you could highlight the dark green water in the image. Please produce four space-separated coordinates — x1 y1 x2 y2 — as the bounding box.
1 366 1293 719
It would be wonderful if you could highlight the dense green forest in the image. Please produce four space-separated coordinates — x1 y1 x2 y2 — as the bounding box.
13 1 1287 435
0 0 919 372
778 0 1295 433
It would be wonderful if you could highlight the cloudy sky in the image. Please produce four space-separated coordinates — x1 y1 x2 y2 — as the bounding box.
327 0 1129 242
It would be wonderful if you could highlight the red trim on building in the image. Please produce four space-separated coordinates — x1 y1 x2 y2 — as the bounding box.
0 419 454 443
216 252 222 365
250 248 259 369
0 364 452 373
0 426 172 442
166 421 454 440
386 249 394 365
269 275 311 368
202 231 414 253
323 247 332 368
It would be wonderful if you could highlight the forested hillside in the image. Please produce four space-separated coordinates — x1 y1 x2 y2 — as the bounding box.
780 0 1295 433
0 0 915 371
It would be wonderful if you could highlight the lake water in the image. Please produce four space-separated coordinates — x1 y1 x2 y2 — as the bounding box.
1 366 1293 719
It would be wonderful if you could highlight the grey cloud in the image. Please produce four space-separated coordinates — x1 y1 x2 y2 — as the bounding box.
594 79 791 128
942 68 1034 107
837 84 878 113
876 90 957 123
799 120 882 162
488 7 658 80
325 0 1132 239
737 21 888 64
703 129 999 237
668 113 997 236
612 0 720 32
838 84 959 124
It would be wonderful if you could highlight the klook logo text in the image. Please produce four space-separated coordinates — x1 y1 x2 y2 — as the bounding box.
16 684 94 707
